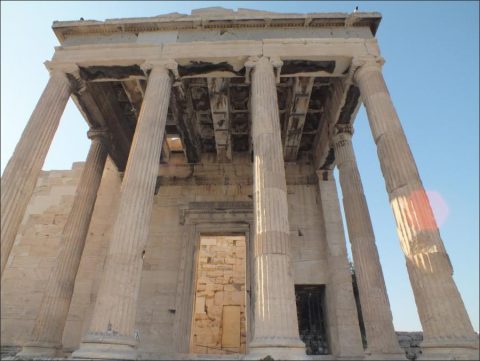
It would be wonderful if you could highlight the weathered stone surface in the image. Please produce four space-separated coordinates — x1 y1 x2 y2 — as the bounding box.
334 127 404 358
191 236 246 355
17 132 109 359
355 57 479 360
72 64 172 360
248 56 304 356
397 331 423 361
1 70 72 276
316 170 364 358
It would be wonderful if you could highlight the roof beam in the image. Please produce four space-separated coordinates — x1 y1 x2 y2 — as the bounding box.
90 82 134 171
121 79 144 119
283 77 314 161
312 78 346 170
312 77 362 170
72 83 133 171
170 83 202 163
207 78 231 162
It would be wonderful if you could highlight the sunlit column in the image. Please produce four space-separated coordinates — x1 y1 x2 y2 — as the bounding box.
17 129 109 359
72 61 173 360
355 56 478 359
316 169 364 358
248 56 305 357
333 125 404 358
1 65 75 276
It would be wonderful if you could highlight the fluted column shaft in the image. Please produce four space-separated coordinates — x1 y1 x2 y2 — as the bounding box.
1 70 72 275
249 57 304 351
73 64 172 360
334 129 403 356
18 130 109 358
355 58 478 354
316 170 364 358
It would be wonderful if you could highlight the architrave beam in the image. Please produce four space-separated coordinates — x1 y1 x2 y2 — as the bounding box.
283 77 314 161
208 78 232 162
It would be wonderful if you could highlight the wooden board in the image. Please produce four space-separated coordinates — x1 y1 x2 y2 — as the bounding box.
221 305 241 348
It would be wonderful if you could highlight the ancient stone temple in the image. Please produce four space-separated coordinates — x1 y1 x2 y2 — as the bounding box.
1 7 478 361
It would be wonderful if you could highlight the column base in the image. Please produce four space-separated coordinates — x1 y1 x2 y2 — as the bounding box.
71 334 138 360
247 337 305 360
334 354 365 360
419 337 479 360
16 342 61 359
246 347 306 360
364 351 407 360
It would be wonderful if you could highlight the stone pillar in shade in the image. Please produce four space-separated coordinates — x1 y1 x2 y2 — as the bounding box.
247 56 305 359
354 56 479 359
333 125 404 359
1 66 74 276
316 169 364 358
71 62 173 360
17 129 110 359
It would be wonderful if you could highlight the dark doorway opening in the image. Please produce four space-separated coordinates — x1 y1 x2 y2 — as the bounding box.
295 285 329 355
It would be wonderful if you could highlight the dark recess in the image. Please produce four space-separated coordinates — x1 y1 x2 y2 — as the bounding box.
79 65 144 81
232 134 250 152
351 263 367 349
309 86 331 110
231 113 249 134
320 148 335 170
282 60 336 75
299 133 316 152
202 138 216 153
303 113 321 133
230 86 250 110
295 285 329 355
337 86 360 124
178 61 246 77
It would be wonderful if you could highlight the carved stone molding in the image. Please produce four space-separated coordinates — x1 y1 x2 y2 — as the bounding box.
335 124 354 137
141 59 179 79
179 201 253 225
244 56 282 84
352 55 385 83
87 127 112 148
44 60 85 94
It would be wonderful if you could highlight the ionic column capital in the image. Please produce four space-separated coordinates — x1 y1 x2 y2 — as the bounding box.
141 59 179 79
43 61 85 93
87 128 111 147
352 55 385 83
245 56 282 83
333 124 357 170
44 60 79 76
333 124 354 147
316 169 334 182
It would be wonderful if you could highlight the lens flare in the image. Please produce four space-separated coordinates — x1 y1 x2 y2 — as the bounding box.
426 190 449 228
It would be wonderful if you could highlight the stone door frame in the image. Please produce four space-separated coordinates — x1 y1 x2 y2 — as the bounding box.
173 202 253 355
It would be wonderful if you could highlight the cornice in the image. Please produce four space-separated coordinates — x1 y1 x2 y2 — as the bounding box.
52 9 382 43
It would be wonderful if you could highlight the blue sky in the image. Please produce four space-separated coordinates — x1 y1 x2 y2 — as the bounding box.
1 1 478 332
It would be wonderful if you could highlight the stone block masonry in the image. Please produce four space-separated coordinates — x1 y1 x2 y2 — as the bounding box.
191 236 246 355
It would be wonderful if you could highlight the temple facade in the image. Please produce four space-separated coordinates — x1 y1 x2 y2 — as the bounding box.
1 8 478 361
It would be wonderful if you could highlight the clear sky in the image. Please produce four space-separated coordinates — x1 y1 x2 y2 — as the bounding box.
1 1 478 332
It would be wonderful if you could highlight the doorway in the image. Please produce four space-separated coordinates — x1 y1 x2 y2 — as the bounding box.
295 285 329 355
190 235 247 355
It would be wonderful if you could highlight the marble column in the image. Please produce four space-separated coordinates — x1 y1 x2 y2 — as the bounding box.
247 56 305 358
17 129 109 359
333 125 404 359
354 56 479 359
72 62 172 360
316 170 364 358
1 68 73 276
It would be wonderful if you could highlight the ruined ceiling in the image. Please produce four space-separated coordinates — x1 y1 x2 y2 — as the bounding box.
74 64 360 171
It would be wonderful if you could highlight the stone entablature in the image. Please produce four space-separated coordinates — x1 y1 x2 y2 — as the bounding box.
52 8 381 44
